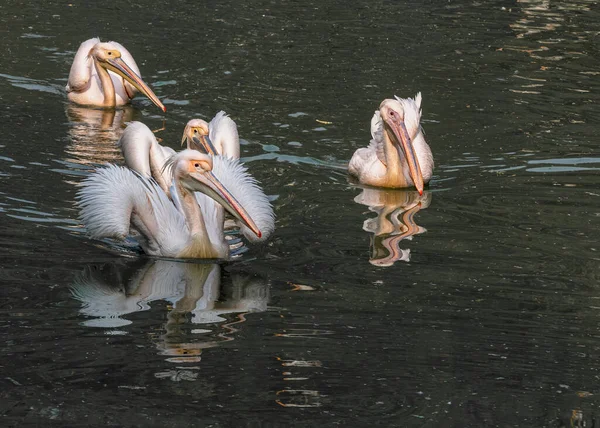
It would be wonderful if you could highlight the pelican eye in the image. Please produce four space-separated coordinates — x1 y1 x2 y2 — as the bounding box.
194 163 200 168
193 129 198 134
108 51 112 56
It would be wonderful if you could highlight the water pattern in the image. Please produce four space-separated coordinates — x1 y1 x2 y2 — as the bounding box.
2 0 600 426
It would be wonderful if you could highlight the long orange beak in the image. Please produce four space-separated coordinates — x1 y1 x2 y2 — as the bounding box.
386 117 424 195
189 170 262 239
103 57 166 113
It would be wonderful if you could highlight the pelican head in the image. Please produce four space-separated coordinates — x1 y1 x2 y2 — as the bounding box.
379 98 424 194
181 119 218 155
166 150 262 239
90 42 166 112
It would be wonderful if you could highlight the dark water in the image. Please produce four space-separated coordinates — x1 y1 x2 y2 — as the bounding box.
2 0 600 426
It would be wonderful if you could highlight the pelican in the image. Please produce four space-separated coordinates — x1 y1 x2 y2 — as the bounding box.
117 120 275 243
66 38 166 112
78 149 263 259
348 93 433 194
181 111 240 159
180 113 274 242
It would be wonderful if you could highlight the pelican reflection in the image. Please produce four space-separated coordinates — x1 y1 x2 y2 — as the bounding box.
65 104 140 167
354 187 432 266
71 259 269 362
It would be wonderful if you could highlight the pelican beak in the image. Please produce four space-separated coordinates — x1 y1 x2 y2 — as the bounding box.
186 135 218 156
189 171 262 239
102 57 166 113
385 115 424 195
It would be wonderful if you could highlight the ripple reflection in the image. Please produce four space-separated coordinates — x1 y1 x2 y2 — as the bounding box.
354 187 432 266
71 259 269 370
62 105 140 172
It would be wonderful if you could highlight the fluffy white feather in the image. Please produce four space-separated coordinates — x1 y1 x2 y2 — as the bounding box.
209 111 240 159
77 164 190 257
211 155 275 242
348 93 433 189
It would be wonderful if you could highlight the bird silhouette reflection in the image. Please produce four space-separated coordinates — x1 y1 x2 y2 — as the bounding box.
64 104 145 167
71 259 269 362
354 187 431 266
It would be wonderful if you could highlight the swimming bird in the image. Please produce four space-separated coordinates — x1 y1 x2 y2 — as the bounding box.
66 38 166 112
180 113 274 242
348 93 433 194
77 149 262 259
116 120 275 242
181 111 240 159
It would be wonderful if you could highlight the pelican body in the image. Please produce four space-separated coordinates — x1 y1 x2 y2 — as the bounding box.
117 120 274 244
182 111 240 159
78 149 262 259
181 113 274 242
349 93 433 194
66 38 165 112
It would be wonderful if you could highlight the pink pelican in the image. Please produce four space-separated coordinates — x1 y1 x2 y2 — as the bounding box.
348 93 433 194
180 113 274 242
66 38 166 112
108 121 274 250
78 149 266 259
181 111 240 159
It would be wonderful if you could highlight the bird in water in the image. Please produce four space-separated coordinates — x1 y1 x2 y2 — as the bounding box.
78 149 265 259
180 113 274 242
66 38 166 112
181 111 240 159
100 121 273 255
348 93 433 194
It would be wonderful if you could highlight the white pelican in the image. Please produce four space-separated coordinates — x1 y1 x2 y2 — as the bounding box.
180 113 274 242
78 149 263 259
66 38 166 112
181 111 240 159
348 93 433 194
116 120 275 243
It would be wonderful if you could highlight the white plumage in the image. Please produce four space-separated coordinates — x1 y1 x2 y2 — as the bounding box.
209 111 240 160
211 155 275 242
349 93 433 193
181 113 275 243
77 164 190 257
77 149 265 259
66 38 165 112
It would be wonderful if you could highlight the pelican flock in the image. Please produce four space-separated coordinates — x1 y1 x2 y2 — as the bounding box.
348 93 433 194
66 38 166 112
63 37 434 263
78 120 274 259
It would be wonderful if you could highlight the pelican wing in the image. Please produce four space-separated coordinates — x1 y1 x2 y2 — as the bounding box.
367 110 387 166
77 165 189 257
66 38 100 93
209 111 240 159
211 155 275 242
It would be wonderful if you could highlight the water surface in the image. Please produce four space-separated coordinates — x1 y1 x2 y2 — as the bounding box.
2 0 600 426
